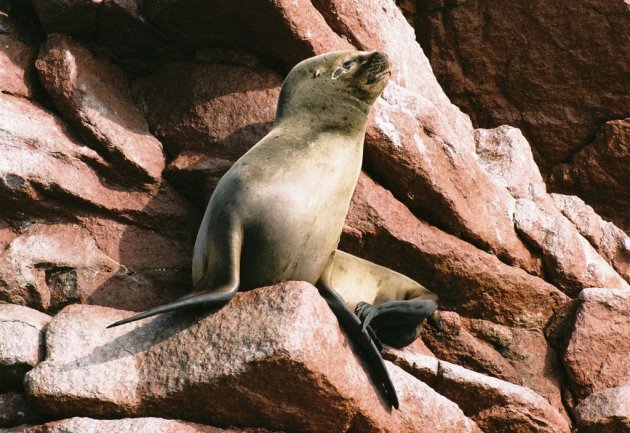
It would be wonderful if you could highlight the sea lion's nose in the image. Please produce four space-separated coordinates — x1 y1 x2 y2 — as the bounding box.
369 51 391 67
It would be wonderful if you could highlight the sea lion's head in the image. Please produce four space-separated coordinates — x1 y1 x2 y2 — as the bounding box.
275 50 392 126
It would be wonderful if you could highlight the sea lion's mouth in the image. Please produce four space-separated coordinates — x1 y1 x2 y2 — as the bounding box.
362 52 392 85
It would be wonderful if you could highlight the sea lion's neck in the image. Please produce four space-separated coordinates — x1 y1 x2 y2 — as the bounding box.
274 98 371 138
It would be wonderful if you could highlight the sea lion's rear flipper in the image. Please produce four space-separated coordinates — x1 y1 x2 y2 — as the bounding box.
355 299 438 349
316 278 400 409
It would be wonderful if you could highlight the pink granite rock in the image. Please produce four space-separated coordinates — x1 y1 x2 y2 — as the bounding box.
552 193 630 283
564 289 630 400
574 386 630 433
0 305 50 391
36 34 165 185
514 199 628 296
25 282 479 433
388 351 570 433
4 417 278 433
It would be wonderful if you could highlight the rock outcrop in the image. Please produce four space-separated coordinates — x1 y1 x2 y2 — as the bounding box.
25 283 480 433
414 0 630 233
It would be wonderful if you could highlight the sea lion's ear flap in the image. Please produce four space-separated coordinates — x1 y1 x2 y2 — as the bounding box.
313 69 321 78
331 67 343 79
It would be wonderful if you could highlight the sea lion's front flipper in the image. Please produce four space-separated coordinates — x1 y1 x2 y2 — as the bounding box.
106 284 239 328
107 220 242 329
355 299 438 349
316 258 399 409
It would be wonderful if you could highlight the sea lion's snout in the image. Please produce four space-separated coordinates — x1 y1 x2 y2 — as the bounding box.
363 51 392 85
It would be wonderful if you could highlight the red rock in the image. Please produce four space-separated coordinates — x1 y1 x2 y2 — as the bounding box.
435 361 571 433
564 289 630 400
574 386 630 433
25 282 479 433
514 198 629 296
365 86 540 274
552 118 630 233
0 33 36 98
0 93 198 233
0 223 118 311
389 351 571 433
552 193 630 283
144 0 351 70
474 126 547 200
133 62 281 160
0 305 50 391
420 312 566 417
78 217 193 312
5 417 278 433
163 152 234 209
36 34 165 185
30 0 99 37
420 312 521 384
415 1 630 168
0 218 193 313
342 173 568 328
0 392 40 427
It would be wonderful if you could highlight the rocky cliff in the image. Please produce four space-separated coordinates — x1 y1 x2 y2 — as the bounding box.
1 1 629 432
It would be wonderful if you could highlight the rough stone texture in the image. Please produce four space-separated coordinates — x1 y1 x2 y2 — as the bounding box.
25 283 479 433
2 417 277 433
0 220 191 313
35 34 165 185
133 62 281 159
552 193 630 283
474 125 547 201
0 223 118 312
0 304 50 391
0 392 40 427
0 92 199 233
420 311 567 419
132 61 282 205
0 29 36 98
552 118 630 233
77 216 192 311
564 289 630 400
514 198 629 296
474 124 629 294
144 0 352 71
389 352 570 433
342 174 568 329
415 1 630 168
574 386 630 433
436 362 571 433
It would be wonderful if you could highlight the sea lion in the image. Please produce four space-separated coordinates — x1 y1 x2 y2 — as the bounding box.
108 50 438 409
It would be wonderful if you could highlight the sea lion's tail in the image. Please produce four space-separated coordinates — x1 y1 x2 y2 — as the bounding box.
106 287 236 329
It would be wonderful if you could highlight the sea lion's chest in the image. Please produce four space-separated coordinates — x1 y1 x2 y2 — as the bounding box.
228 129 364 286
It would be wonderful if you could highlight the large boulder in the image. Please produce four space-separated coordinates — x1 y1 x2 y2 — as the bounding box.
25 282 480 433
414 1 630 167
574 386 630 433
388 351 570 433
0 305 50 391
563 289 630 399
2 416 278 433
35 34 165 185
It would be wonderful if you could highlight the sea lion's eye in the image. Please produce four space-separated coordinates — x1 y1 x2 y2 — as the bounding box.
342 60 355 70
